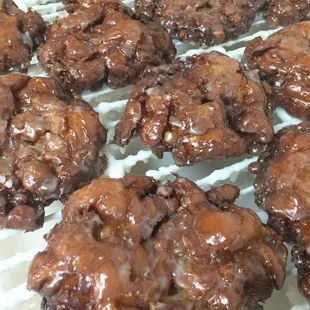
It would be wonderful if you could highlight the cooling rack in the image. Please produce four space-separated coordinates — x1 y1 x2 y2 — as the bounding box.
0 1 309 309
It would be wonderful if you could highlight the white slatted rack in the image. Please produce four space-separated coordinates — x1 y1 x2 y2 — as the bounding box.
0 1 308 309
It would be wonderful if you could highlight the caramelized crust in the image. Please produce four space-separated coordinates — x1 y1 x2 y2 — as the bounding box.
135 0 256 46
0 74 106 231
28 176 287 309
62 0 130 12
39 0 175 93
252 0 310 26
115 52 274 166
0 0 46 72
265 0 310 26
250 122 310 300
245 22 310 119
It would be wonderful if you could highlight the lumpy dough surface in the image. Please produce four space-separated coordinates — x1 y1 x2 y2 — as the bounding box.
135 0 256 46
115 52 274 166
245 22 310 119
0 0 46 72
250 122 310 300
0 74 107 231
28 176 287 309
39 0 175 93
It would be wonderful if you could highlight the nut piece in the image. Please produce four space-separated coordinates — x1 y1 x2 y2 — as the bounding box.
115 52 274 166
28 176 287 310
0 74 107 231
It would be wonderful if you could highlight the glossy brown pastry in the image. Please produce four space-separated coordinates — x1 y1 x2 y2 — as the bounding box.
28 175 287 310
62 0 132 13
245 22 310 119
253 0 310 26
115 52 274 166
0 74 107 231
38 0 175 93
249 122 310 300
0 0 46 73
135 0 256 46
266 0 310 26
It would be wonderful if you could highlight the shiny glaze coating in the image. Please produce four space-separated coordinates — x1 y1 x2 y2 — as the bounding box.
62 0 128 12
253 0 310 26
28 175 287 310
135 0 256 46
38 0 175 93
265 0 310 26
0 74 106 231
0 0 46 72
244 22 310 119
115 52 274 166
249 122 310 300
